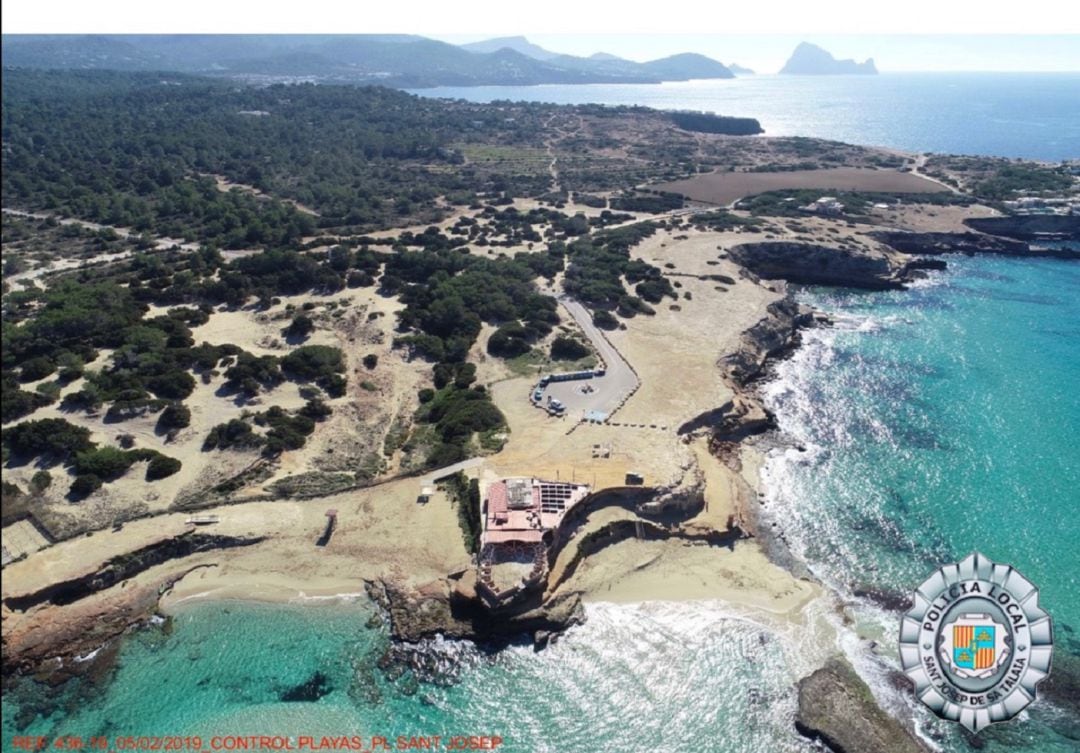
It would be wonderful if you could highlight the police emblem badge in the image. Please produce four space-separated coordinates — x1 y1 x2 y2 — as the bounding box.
899 552 1053 732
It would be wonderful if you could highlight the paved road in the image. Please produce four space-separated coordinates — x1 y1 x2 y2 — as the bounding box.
543 297 639 421
422 457 486 484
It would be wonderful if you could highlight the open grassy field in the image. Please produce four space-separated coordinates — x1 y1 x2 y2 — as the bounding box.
656 167 948 206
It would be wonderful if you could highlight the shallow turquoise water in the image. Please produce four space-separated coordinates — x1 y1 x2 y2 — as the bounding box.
3 600 816 753
763 255 1080 631
761 253 1080 750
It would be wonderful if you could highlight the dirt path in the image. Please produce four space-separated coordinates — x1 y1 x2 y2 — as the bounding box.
542 114 562 195
909 154 961 194
421 457 486 484
2 207 200 287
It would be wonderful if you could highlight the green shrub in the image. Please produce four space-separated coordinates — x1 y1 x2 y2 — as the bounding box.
444 472 482 553
158 402 192 430
146 454 182 480
321 373 347 397
287 314 315 338
592 310 618 330
73 447 137 479
224 352 283 394
550 335 590 361
362 354 378 369
30 470 52 492
487 322 532 357
2 384 53 423
299 398 332 420
281 345 345 380
3 418 94 459
203 419 261 451
145 370 196 400
260 408 316 456
70 474 103 498
19 357 57 382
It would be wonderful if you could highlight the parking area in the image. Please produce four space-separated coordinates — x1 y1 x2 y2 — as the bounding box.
531 298 640 421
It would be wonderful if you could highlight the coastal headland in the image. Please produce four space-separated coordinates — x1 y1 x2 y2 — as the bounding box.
3 69 1078 749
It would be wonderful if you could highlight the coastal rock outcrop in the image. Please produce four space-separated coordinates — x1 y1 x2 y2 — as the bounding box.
965 215 1080 242
720 297 815 386
795 657 928 753
2 568 195 685
871 230 1080 259
363 576 586 647
727 242 915 290
2 533 265 612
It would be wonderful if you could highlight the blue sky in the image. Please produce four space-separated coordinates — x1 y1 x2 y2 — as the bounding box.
432 35 1080 73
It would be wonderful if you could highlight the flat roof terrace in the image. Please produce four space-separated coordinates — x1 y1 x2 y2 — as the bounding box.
481 478 590 548
482 479 542 547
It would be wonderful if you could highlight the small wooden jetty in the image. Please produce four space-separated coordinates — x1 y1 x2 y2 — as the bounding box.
316 509 337 547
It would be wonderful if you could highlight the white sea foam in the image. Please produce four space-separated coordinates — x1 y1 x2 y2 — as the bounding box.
288 590 366 603
74 647 102 663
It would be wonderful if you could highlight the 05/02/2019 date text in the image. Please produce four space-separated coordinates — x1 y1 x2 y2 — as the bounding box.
10 736 506 751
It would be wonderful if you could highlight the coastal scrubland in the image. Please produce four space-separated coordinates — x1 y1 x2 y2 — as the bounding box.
3 66 1077 747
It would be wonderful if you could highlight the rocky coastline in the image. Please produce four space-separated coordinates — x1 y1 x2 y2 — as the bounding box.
872 229 1080 259
2 533 263 685
964 214 1080 242
727 241 921 290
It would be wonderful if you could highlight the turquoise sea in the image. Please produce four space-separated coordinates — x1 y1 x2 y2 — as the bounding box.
5 76 1080 751
760 254 1080 751
3 599 819 752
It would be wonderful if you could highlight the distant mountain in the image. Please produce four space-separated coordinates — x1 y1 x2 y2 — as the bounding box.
640 53 734 80
0 35 169 70
460 35 559 60
1 34 737 87
728 62 755 75
779 42 877 75
459 37 732 81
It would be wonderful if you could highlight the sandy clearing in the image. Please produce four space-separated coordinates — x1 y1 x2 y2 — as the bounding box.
656 167 947 207
869 202 1002 233
607 228 783 427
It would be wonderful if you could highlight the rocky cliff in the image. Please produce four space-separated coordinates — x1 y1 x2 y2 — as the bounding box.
872 230 1080 259
727 241 921 291
964 215 1080 242
2 533 264 682
363 575 585 647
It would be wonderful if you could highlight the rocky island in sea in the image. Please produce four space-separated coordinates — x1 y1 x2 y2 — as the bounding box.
1 35 1078 753
780 41 878 74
